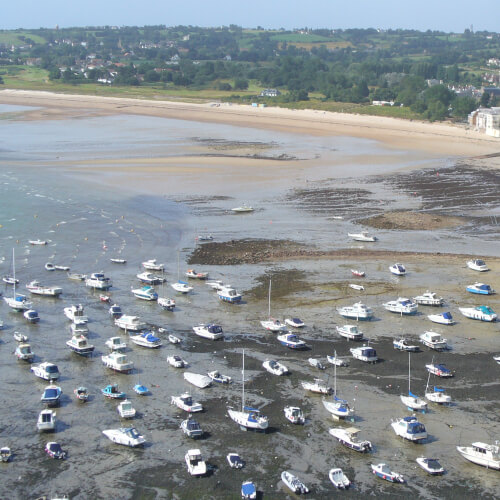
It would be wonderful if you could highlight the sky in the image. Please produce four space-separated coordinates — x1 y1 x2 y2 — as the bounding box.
2 0 499 33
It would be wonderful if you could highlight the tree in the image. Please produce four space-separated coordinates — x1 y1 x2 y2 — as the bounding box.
452 96 477 119
233 78 248 90
426 101 448 121
0 76 3 84
480 91 490 107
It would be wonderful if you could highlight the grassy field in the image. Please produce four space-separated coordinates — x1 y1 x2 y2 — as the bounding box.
0 31 46 46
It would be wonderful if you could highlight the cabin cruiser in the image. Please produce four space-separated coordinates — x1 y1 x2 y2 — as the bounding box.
391 415 427 442
371 463 404 483
413 291 444 306
428 311 455 325
185 449 207 476
389 263 407 276
393 338 419 351
105 336 127 351
227 452 244 469
456 442 500 470
101 352 134 373
41 385 62 407
193 323 224 340
467 259 489 272
277 332 307 349
350 345 378 363
285 317 305 328
459 305 497 322
102 384 126 399
207 370 232 384
24 309 40 323
142 259 164 271
136 271 166 285
108 304 123 318
218 286 242 303
66 335 95 355
131 285 158 301
85 272 112 290
263 359 289 375
328 427 372 452
383 297 418 315
284 406 305 424
158 297 176 311
115 315 146 331
336 324 364 340
102 427 145 447
337 302 374 321
31 362 60 381
26 280 62 297
45 442 67 459
171 393 203 413
329 468 351 489
117 400 136 419
466 283 495 295
37 409 56 432
348 232 377 242
180 416 204 438
281 471 309 494
64 304 88 324
129 331 162 348
301 378 333 395
420 331 448 350
15 343 34 361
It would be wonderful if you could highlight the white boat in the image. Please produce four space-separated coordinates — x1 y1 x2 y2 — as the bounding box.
351 269 365 277
420 331 448 351
428 311 454 325
308 357 326 370
64 304 88 324
142 259 164 271
459 305 497 322
231 205 254 213
181 416 203 438
54 265 70 271
184 372 212 389
117 400 136 418
350 345 378 363
389 263 406 275
277 332 307 349
4 250 32 311
168 334 181 344
185 269 208 279
328 427 372 452
101 352 134 373
383 297 418 315
67 272 86 281
29 239 47 245
102 427 145 447
426 362 453 377
13 331 28 342
167 355 188 368
171 393 203 413
281 471 309 494
31 362 60 381
15 343 34 361
467 259 489 272
301 378 333 395
197 234 214 241
329 468 350 489
323 350 354 418
207 370 232 384
413 291 444 306
45 262 55 271
400 352 428 411
416 457 445 475
37 409 56 432
371 463 404 483
110 258 126 264
263 359 289 376
456 442 500 470
132 285 158 301
130 331 162 348
136 271 166 284
114 315 146 331
105 336 127 351
218 286 241 303
85 272 112 290
393 338 419 352
327 353 349 366
391 415 427 442
41 385 62 406
285 317 305 328
185 449 207 476
108 304 123 318
0 447 11 463
466 282 495 295
261 279 286 330
227 452 244 469
337 302 373 321
193 323 224 340
425 386 452 404
494 355 500 364
66 335 95 355
2 275 18 285
283 406 305 424
349 283 364 291
158 297 176 311
348 232 377 242
336 324 364 341
171 281 193 294
227 350 269 431
206 280 225 290
24 309 40 323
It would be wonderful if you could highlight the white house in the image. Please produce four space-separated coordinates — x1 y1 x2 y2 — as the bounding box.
468 107 500 138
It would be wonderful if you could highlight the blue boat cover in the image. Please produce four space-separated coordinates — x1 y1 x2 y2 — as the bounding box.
433 387 445 392
242 482 256 496
478 306 495 314
244 406 260 413
207 325 223 333
409 391 419 399
442 312 453 319
142 332 160 342
436 364 450 372
334 395 348 404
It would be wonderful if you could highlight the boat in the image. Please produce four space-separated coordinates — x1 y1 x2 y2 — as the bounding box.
63 304 88 324
301 378 333 395
70 322 88 337
105 336 127 351
228 350 269 431
54 265 70 271
263 359 289 375
349 283 364 291
371 463 404 483
426 362 453 377
351 269 365 277
136 271 166 285
29 239 47 245
100 294 110 303
102 427 145 447
336 324 364 341
425 385 452 404
231 205 254 213
0 447 11 463
67 272 86 281
14 343 34 361
180 416 204 438
114 315 146 331
328 426 372 452
389 263 406 275
101 384 126 399
2 275 18 285
171 280 193 294
350 345 378 363
131 285 158 301
197 234 214 242
31 362 60 381
327 353 349 366
167 355 188 368
158 297 176 311
45 442 67 459
281 471 309 494
348 232 377 242
37 409 56 431
456 442 500 470
185 269 208 279
4 287 32 312
142 259 164 271
74 387 89 401
207 370 232 384
285 317 305 328
277 332 307 349
130 331 162 348
420 331 448 351
45 263 55 271
413 291 444 306
171 393 203 413
108 304 123 318
337 302 374 321
323 350 354 419
241 481 257 499
459 305 497 322
110 258 126 264
308 357 326 370
218 286 242 303
24 309 40 323
184 372 212 389
400 352 428 411
329 468 350 489
117 400 136 418
13 331 28 342
101 352 134 373
133 384 149 395
261 280 285 330
494 355 500 364
383 297 418 315
85 271 112 290
428 311 455 325
466 282 495 295
41 385 62 407
185 449 207 476
283 406 305 424
227 452 244 469
393 338 419 352
168 334 181 344
416 457 445 475
206 280 225 291
391 415 427 442
193 323 224 340
67 335 95 356
467 259 489 272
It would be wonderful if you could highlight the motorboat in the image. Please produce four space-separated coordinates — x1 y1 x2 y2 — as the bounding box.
456 442 500 470
416 457 445 475
393 338 419 352
193 323 224 340
263 359 289 376
101 352 134 373
349 283 364 291
117 400 136 419
45 442 67 459
337 302 374 321
241 481 257 499
102 427 145 447
180 416 203 438
110 258 126 264
26 280 62 297
24 309 40 323
277 332 307 349
167 355 188 368
285 317 305 328
328 427 372 452
391 415 427 442
348 232 377 242
14 343 34 361
351 269 365 277
171 281 193 294
428 312 454 325
85 272 112 290
327 354 349 366
31 362 60 381
105 336 127 351
283 406 305 425
168 334 181 344
231 205 254 213
218 286 242 303
37 409 56 431
29 239 47 245
130 331 162 348
41 385 62 407
383 297 418 315
400 353 427 411
207 370 232 384
133 384 149 395
350 345 378 363
420 331 448 350
467 259 489 272
227 452 244 469
206 280 225 291
64 304 88 325
426 363 453 377
413 291 444 306
308 358 326 370
185 449 207 476
459 305 497 322
281 471 309 494
3 275 19 285
66 335 95 355
108 304 123 318
336 324 364 341
301 378 333 395
329 468 350 489
371 463 404 483
67 272 86 281
4 293 32 312
158 297 176 311
70 322 88 335
260 318 287 332
425 386 452 404
389 263 406 276
74 387 89 402
0 447 11 463
101 384 126 399
101 294 110 303
132 285 158 301
136 271 166 285
184 372 212 389
14 331 28 342
45 262 55 271
171 393 203 413
466 283 495 295
142 259 164 271
115 315 146 331
185 269 208 279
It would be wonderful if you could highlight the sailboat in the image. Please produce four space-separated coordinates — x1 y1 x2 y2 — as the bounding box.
4 249 32 312
424 358 452 404
400 352 427 411
323 351 354 419
260 279 287 332
227 350 269 431
171 251 193 294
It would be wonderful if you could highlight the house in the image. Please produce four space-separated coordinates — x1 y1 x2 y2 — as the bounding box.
260 89 281 97
372 100 394 106
468 107 500 138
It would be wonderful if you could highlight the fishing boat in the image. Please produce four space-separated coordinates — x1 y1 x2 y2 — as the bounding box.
231 205 254 213
185 449 207 476
142 259 164 271
101 384 126 399
66 335 95 355
336 324 364 340
350 345 378 363
110 258 126 264
323 350 354 419
281 471 309 494
37 409 57 431
466 282 495 295
413 291 444 306
301 378 333 395
263 359 289 376
136 271 166 284
349 283 364 291
227 350 269 431
467 259 489 272
131 285 158 301
420 331 448 351
285 317 305 328
13 331 28 342
105 336 127 351
426 362 453 377
328 427 372 452
207 370 232 384
63 304 88 324
158 297 176 311
428 311 454 325
277 332 307 349
459 305 497 322
130 331 162 348
185 269 208 279
308 358 326 370
171 393 203 413
108 304 123 318
193 323 224 340
31 362 60 381
29 239 47 245
227 452 244 469
391 415 427 442
74 387 89 401
184 372 212 389
383 297 418 315
218 286 241 303
102 427 145 447
117 400 136 419
67 272 86 281
101 352 134 373
168 334 181 344
371 463 404 483
114 315 146 331
389 263 407 276
167 355 188 368
400 352 428 411
0 447 11 463
351 269 365 277
456 442 500 470
416 457 445 475
14 343 34 361
327 353 349 366
85 272 112 290
329 468 350 489
41 385 62 407
393 338 419 351
24 309 40 323
348 232 377 242
283 406 305 424
337 302 374 321
171 280 193 294
133 384 149 395
261 279 286 330
180 416 204 438
241 481 257 500
45 442 67 459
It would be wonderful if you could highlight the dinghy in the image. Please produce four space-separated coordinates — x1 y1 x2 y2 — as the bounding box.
227 452 244 469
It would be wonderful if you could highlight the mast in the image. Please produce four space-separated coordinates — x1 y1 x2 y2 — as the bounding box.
242 349 245 411
334 350 337 397
408 351 411 394
268 279 271 318
12 248 15 297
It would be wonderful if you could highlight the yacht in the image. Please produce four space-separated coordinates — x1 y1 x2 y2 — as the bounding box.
413 291 444 306
467 259 489 272
31 362 60 381
391 416 427 442
193 323 224 340
181 416 204 438
185 449 207 476
328 427 372 452
101 352 134 373
85 272 112 290
114 315 146 331
459 305 497 322
129 331 162 348
102 427 145 447
456 442 500 470
277 332 307 349
26 280 63 297
337 302 374 320
136 271 166 285
389 263 407 276
466 283 495 295
4 293 32 312
66 335 95 355
64 304 88 325
336 324 364 340
260 318 287 332
171 281 193 294
131 285 158 301
383 297 418 315
301 378 333 395
41 385 62 407
428 312 455 325
263 359 289 375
